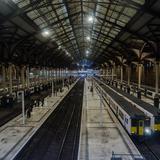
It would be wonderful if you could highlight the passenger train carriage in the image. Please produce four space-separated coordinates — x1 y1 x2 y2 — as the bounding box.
95 79 153 136
99 77 160 133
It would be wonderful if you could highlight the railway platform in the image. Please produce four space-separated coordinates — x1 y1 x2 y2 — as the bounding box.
78 78 143 160
101 77 154 106
115 81 153 106
0 81 77 160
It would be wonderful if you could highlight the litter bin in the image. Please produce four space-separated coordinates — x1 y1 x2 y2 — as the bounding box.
127 86 130 94
144 88 147 97
111 81 114 85
115 82 118 88
8 95 14 108
154 94 159 108
120 84 123 90
137 90 141 99
1 95 7 108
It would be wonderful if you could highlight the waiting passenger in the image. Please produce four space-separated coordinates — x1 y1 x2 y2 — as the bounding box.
90 86 94 96
26 106 32 118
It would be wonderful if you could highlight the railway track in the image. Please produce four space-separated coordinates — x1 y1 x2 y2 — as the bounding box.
13 79 84 160
133 138 160 160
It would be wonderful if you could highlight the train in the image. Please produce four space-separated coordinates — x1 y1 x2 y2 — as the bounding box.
94 78 160 136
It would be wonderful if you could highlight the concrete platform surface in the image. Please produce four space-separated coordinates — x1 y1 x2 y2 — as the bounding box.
0 82 77 160
78 78 141 160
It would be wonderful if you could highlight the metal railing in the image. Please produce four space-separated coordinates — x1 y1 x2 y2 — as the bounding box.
111 151 145 160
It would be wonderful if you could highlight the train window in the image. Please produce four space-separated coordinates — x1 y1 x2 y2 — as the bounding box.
131 119 137 126
155 117 160 124
145 119 150 126
119 110 124 120
139 121 143 127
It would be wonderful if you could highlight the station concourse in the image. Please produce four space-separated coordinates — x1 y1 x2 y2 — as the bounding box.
0 1 160 160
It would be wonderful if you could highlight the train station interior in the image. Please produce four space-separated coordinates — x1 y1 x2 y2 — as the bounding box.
0 0 160 160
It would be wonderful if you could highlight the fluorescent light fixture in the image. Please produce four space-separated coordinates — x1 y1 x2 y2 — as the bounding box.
88 16 94 23
86 36 91 41
42 29 50 37
86 50 89 54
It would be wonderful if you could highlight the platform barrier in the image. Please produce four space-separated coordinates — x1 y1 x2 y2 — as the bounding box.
111 152 145 160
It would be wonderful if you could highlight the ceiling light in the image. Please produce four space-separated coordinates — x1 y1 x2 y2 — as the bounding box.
88 16 94 23
42 29 50 37
86 36 91 41
86 50 89 54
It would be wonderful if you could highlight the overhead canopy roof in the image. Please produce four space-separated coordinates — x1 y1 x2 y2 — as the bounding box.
0 0 159 68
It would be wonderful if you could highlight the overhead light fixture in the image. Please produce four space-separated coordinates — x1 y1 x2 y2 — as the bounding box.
66 51 69 55
88 16 94 23
58 45 62 50
42 29 50 37
86 36 91 41
86 50 89 54
86 50 90 58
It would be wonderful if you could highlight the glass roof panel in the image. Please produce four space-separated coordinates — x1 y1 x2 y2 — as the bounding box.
11 0 144 60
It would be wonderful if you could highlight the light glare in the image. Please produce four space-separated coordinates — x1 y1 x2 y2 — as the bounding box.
88 16 94 23
42 30 50 37
86 50 89 54
86 36 91 41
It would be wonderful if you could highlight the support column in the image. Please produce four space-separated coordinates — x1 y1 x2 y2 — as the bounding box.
46 68 48 82
55 68 58 80
104 68 106 78
107 68 109 77
8 64 13 94
53 69 55 80
2 64 6 90
38 68 40 84
120 65 123 83
62 68 63 79
26 66 30 88
49 69 51 81
111 66 114 80
112 63 116 81
138 63 142 89
51 69 53 80
154 61 159 108
58 68 61 79
21 65 25 89
127 65 131 86
47 68 50 82
61 68 62 79
155 61 159 94
106 67 108 78
65 68 68 78
62 69 64 87
43 67 46 84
